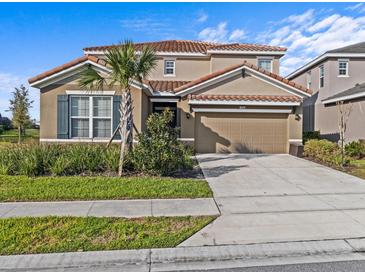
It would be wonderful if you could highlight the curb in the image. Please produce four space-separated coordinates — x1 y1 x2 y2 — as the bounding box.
1 238 365 271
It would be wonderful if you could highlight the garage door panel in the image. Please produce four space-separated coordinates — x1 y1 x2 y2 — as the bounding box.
195 113 288 154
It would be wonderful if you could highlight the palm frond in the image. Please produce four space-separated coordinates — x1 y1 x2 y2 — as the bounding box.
79 66 106 91
135 45 157 82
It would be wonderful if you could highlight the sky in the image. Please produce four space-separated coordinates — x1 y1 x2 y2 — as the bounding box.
1 2 365 120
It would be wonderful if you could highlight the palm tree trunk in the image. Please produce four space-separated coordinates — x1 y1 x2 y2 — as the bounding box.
118 88 133 176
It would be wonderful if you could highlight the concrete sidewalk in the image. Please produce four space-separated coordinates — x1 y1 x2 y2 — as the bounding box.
2 238 365 271
0 198 219 218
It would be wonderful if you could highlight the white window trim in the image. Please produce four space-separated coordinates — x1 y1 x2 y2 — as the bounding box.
69 95 113 139
319 65 324 89
257 57 273 72
164 59 176 77
338 59 349 77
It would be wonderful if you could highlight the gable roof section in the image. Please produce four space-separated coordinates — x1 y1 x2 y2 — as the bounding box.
28 55 107 86
287 41 365 79
327 42 365 54
322 82 365 104
174 61 312 97
83 40 286 55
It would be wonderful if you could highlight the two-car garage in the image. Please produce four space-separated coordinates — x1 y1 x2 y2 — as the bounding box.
194 112 289 154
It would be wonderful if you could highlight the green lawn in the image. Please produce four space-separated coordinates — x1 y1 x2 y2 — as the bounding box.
0 175 213 202
0 128 39 143
349 159 365 180
0 216 215 255
0 128 39 137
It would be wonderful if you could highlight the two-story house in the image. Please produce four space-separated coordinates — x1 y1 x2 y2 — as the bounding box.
28 40 311 153
287 42 365 142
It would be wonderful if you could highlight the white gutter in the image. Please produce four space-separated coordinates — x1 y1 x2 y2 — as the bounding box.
322 91 365 104
189 99 300 106
192 108 293 113
287 53 365 79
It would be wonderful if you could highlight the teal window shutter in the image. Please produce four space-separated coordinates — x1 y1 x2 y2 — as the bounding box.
113 96 121 140
57 95 69 139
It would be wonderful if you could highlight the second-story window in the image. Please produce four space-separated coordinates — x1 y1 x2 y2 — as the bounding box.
258 58 273 72
319 65 324 88
164 60 175 76
338 59 349 76
306 71 312 89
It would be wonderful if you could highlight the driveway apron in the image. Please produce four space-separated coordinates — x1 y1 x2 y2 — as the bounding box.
180 154 365 246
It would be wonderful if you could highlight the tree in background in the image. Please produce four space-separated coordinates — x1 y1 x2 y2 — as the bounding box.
8 85 33 143
79 40 157 176
337 100 352 167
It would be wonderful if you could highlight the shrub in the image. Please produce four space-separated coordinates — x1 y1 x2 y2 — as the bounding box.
303 131 321 144
132 110 193 176
304 139 350 166
0 125 4 135
345 141 365 158
0 143 121 176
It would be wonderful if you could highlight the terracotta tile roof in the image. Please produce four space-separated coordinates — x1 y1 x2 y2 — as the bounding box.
28 55 106 84
207 43 286 52
145 80 190 92
175 61 312 95
189 94 302 103
83 40 286 54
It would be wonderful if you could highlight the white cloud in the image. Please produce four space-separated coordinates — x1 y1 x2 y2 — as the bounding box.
229 29 246 42
346 3 365 13
256 9 365 76
197 12 208 23
284 9 315 26
198 22 246 43
307 14 340 32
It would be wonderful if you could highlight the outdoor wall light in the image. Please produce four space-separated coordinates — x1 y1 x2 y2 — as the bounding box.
295 114 301 121
186 113 191 119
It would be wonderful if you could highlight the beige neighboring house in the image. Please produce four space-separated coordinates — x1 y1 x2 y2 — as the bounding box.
28 40 311 154
287 42 365 142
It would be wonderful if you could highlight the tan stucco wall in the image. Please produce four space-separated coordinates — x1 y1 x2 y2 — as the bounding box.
39 82 145 139
195 73 289 96
210 54 281 74
147 57 211 81
291 57 365 141
288 106 303 140
311 100 365 142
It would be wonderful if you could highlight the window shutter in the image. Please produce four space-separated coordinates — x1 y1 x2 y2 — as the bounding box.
57 95 69 139
113 96 121 140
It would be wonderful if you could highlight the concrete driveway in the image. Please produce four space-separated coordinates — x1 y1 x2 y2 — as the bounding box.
181 154 365 246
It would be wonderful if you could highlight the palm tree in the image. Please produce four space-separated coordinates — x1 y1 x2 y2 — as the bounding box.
79 40 157 176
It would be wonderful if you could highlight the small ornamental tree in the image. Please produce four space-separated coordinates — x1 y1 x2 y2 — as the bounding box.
337 100 352 167
8 85 33 143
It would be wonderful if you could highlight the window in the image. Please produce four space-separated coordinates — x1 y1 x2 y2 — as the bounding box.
258 58 273 72
306 71 312 89
70 96 112 138
319 65 324 88
338 59 349 76
164 60 175 75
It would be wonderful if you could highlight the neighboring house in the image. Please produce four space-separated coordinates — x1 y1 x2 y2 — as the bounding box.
287 42 365 142
28 40 311 153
